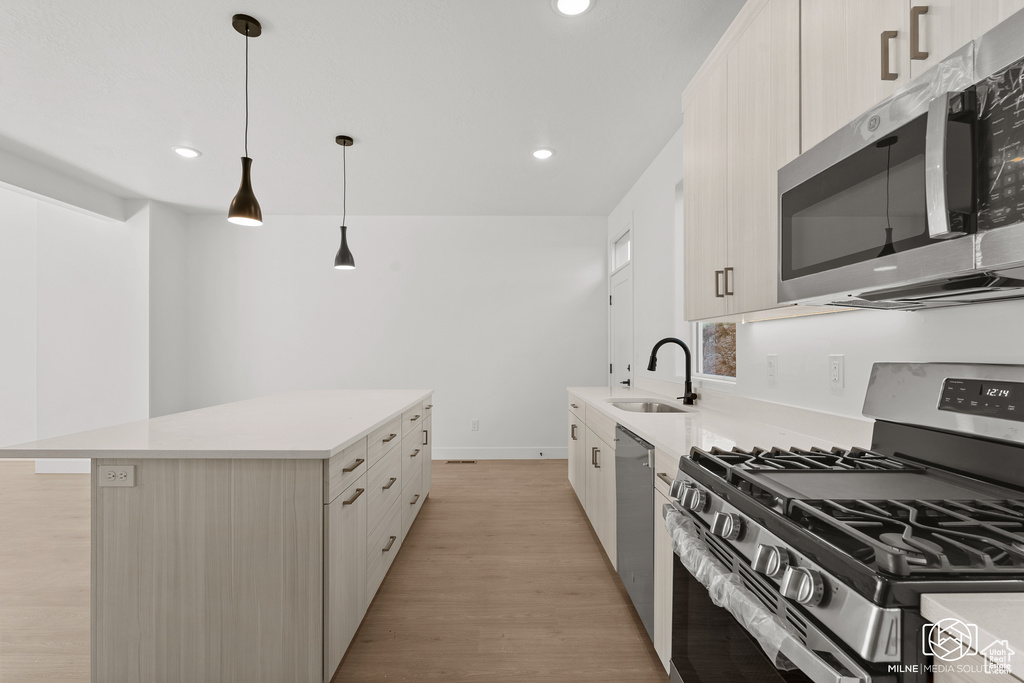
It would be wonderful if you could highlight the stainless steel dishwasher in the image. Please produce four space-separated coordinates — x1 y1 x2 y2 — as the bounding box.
614 424 654 640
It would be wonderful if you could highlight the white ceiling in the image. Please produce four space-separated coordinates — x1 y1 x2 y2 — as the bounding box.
0 0 744 217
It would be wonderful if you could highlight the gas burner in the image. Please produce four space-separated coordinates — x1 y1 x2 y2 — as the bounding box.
695 445 919 474
789 499 1024 576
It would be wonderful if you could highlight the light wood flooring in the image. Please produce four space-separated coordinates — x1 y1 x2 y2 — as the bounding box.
333 459 666 682
0 459 665 682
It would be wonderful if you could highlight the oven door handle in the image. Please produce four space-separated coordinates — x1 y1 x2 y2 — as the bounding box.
665 506 868 683
925 91 966 240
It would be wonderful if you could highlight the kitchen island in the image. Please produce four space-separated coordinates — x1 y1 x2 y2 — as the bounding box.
1 389 433 683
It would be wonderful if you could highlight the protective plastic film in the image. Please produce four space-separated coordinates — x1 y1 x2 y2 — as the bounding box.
665 507 797 670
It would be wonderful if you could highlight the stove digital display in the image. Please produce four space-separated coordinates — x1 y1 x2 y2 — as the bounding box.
939 378 1024 422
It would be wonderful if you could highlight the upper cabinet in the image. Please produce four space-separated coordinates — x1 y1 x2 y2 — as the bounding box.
683 0 800 320
802 1 1024 152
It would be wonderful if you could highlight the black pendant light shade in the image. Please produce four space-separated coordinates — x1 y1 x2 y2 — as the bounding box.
228 156 262 226
334 225 355 270
227 14 263 226
334 135 356 270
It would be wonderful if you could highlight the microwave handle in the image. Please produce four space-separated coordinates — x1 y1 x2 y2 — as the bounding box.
925 91 965 240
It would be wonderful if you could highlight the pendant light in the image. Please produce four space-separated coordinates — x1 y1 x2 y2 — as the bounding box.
227 14 263 226
334 135 356 270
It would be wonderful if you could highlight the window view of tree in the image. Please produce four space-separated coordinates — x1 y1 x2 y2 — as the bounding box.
699 322 736 378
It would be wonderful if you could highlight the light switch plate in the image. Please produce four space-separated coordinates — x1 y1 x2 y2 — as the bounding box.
829 355 845 389
98 465 135 487
767 354 778 382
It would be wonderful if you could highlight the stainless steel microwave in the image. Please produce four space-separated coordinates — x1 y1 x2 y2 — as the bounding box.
778 11 1024 310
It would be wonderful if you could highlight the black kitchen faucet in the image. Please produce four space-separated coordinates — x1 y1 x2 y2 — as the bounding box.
646 337 698 405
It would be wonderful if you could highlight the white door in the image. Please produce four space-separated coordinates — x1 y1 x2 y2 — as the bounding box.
610 264 633 389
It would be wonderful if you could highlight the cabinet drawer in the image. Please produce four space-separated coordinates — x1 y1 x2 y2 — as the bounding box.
401 466 424 541
325 437 368 503
366 446 402 532
401 432 424 481
585 403 617 448
402 402 425 437
367 416 402 468
568 396 584 419
366 498 402 598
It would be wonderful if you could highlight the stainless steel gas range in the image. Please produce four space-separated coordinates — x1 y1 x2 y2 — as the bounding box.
665 363 1024 683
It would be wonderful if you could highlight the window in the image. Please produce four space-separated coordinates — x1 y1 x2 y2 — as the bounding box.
612 231 631 271
695 322 736 379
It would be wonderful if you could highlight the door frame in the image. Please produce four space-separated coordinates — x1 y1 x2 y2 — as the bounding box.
609 222 634 389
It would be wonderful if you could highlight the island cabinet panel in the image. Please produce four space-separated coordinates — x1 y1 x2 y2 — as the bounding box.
323 474 367 682
91 458 324 683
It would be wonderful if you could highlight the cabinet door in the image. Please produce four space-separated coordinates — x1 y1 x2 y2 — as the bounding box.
682 59 730 321
801 0 910 151
653 490 673 672
568 411 585 507
725 0 800 314
909 1 1024 78
422 416 432 498
323 476 367 682
584 426 617 569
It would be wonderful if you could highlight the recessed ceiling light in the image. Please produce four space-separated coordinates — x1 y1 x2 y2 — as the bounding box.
553 0 593 16
533 148 554 160
173 146 202 158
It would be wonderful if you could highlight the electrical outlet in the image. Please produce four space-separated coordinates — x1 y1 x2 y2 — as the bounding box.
471 419 480 432
829 355 845 389
98 465 135 487
766 354 778 382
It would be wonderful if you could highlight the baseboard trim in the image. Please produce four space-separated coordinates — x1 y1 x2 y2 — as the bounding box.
35 458 91 474
432 447 567 460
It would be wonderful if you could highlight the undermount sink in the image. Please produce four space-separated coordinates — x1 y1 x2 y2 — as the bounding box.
607 400 687 414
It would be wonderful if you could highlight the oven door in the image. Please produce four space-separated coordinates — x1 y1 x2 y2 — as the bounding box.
666 507 883 683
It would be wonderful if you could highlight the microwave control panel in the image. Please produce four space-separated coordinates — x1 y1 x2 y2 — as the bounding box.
939 377 1024 422
977 58 1024 230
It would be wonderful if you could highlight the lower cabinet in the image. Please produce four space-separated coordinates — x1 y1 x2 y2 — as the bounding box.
323 476 368 682
653 488 674 672
323 396 433 682
584 425 617 569
568 410 586 506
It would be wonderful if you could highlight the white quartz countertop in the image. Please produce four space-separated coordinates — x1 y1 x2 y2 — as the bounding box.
921 594 1024 671
568 386 863 459
0 389 431 460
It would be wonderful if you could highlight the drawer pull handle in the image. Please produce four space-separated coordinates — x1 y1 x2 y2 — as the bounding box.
570 423 577 441
342 488 365 505
382 433 397 443
881 30 898 80
410 449 421 458
425 404 433 409
382 477 397 491
714 270 725 297
342 458 365 473
571 403 579 409
723 267 734 296
410 494 420 505
382 535 397 552
910 5 928 60
657 473 674 486
592 447 600 468
410 414 420 422
423 430 429 446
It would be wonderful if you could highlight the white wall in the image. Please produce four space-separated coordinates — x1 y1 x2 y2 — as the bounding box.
613 122 1024 424
149 202 189 417
184 214 608 458
0 185 150 472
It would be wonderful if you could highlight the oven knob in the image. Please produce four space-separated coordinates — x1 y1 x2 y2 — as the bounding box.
752 544 790 579
680 486 708 512
780 566 825 607
711 512 743 540
669 479 686 500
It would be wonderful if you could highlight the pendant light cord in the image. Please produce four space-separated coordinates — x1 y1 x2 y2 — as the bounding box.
342 144 347 226
244 27 249 158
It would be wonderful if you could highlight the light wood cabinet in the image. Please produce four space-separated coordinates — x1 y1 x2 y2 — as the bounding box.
323 475 367 682
422 414 432 499
568 408 586 506
585 426 617 569
682 0 800 320
653 489 673 673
